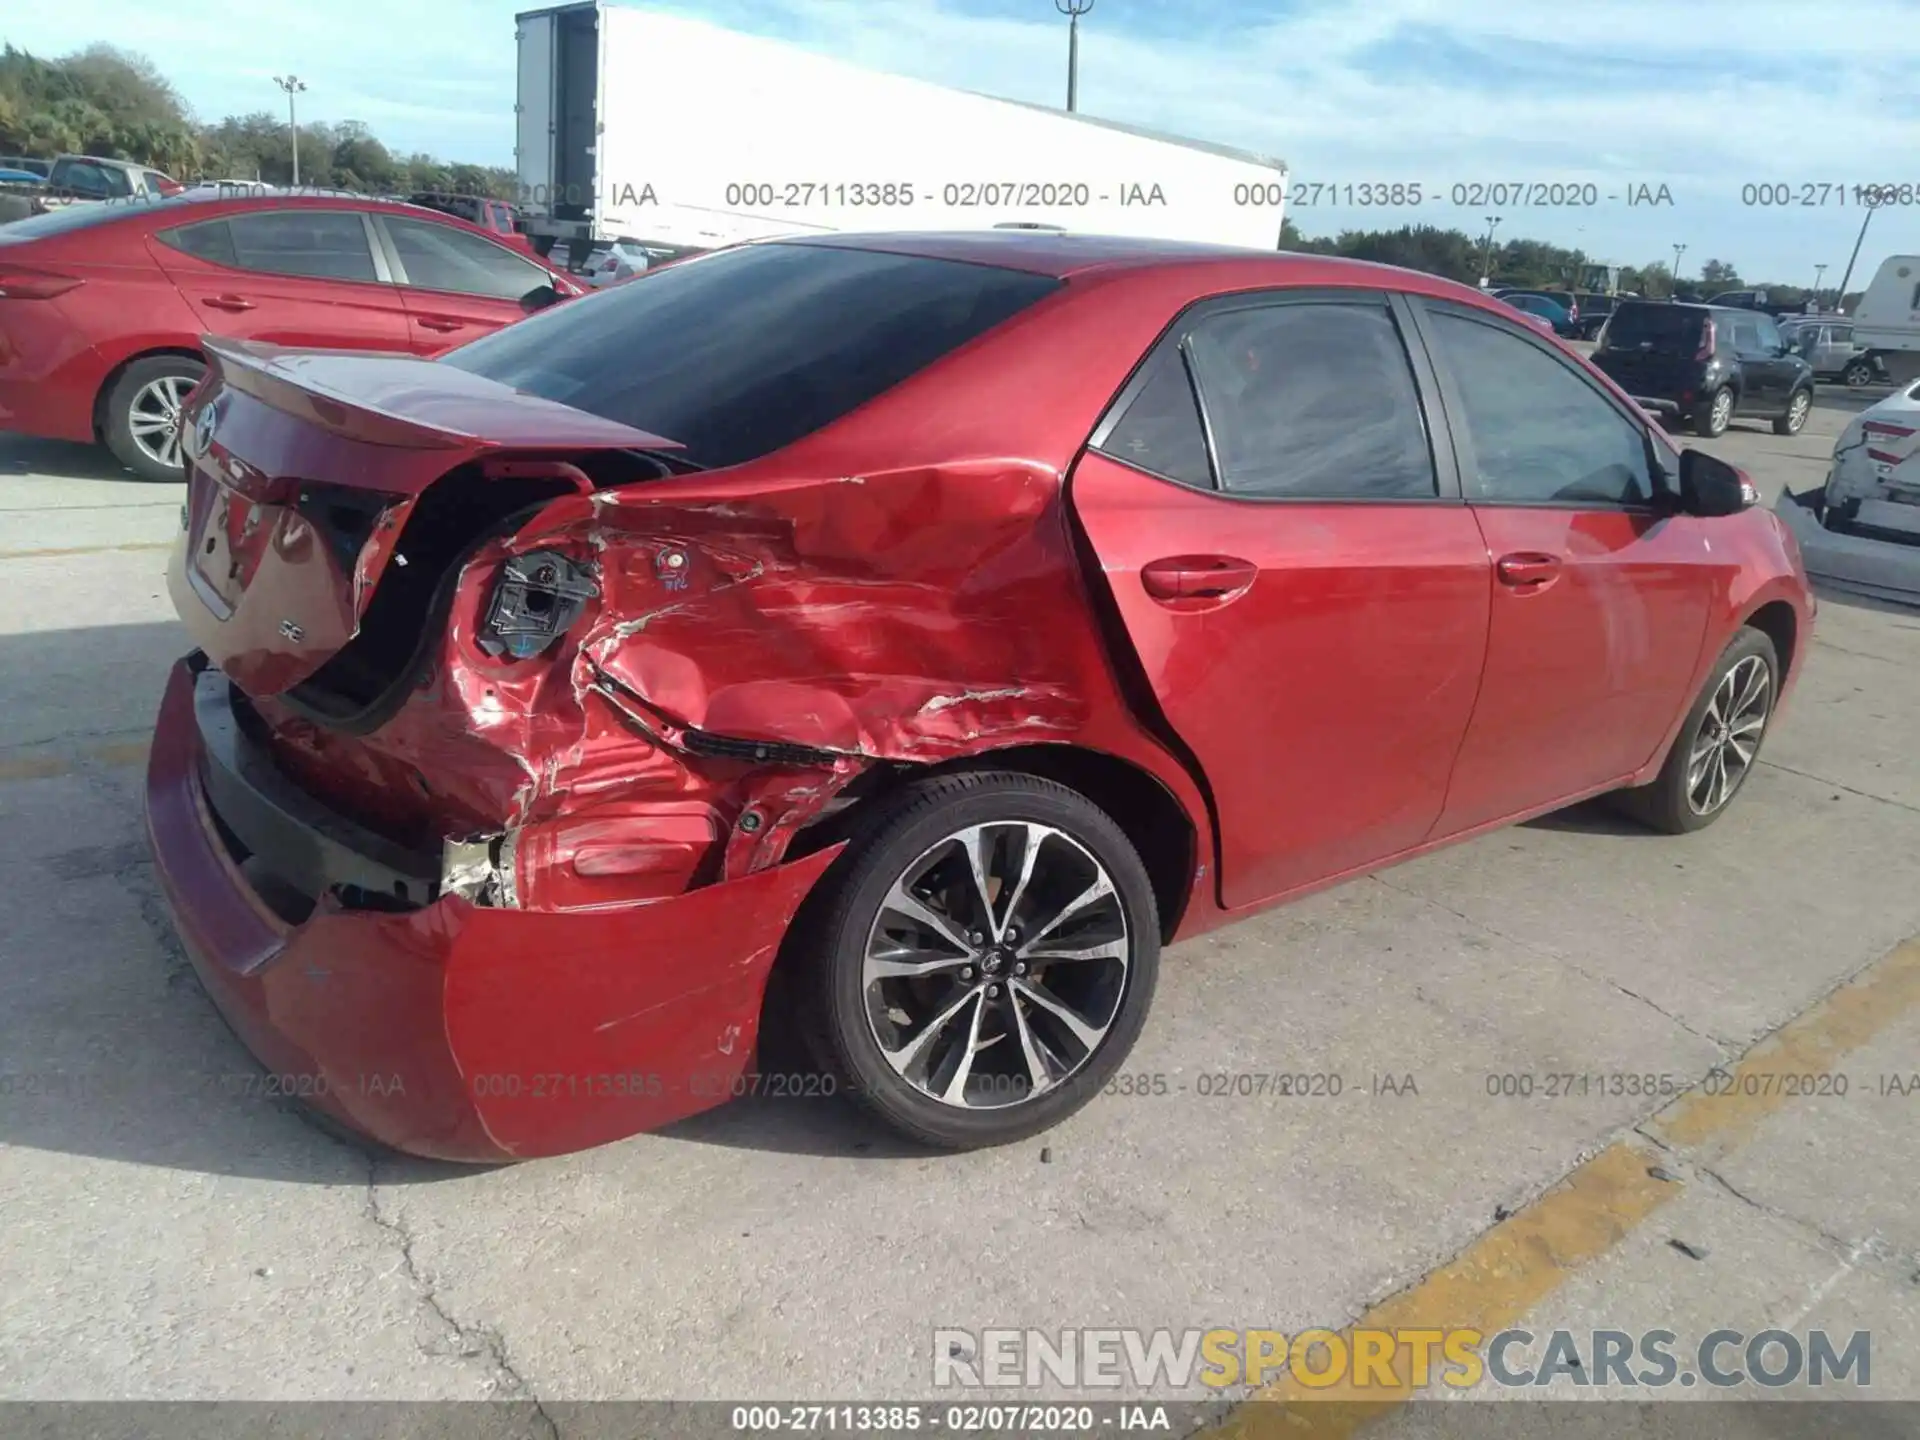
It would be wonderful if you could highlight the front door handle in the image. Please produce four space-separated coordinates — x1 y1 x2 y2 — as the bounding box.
202 294 255 312
1496 552 1563 590
1141 554 1258 602
417 316 465 332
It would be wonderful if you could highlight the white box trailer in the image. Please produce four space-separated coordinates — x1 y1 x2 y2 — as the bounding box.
513 2 1288 264
1853 255 1920 386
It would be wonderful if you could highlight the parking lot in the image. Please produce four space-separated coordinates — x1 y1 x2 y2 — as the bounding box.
2 380 1917 1418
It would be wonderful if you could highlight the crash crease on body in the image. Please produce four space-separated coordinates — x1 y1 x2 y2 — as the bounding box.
304 456 1087 914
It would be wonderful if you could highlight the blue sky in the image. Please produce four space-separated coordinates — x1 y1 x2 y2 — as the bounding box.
6 0 1913 285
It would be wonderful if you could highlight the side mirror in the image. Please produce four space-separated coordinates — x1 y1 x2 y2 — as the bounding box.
1679 449 1755 517
520 283 565 313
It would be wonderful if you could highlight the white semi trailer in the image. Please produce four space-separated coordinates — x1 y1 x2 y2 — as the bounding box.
513 2 1289 266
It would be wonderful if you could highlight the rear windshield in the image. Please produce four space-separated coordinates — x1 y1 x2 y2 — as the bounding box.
440 241 1063 470
1604 304 1705 350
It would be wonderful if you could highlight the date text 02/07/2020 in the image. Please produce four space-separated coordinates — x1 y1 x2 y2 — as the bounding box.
1252 180 1676 208
717 181 1171 209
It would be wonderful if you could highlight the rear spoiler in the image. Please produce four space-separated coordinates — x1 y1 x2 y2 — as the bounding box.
201 338 683 455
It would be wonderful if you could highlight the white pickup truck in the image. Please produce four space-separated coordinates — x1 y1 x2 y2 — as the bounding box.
1 155 182 222
513 2 1289 269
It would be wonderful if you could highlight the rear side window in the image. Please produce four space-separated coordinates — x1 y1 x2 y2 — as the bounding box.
440 241 1062 470
1427 310 1652 507
1603 304 1703 352
50 160 130 198
381 215 550 299
220 211 378 281
1098 346 1214 489
1182 302 1436 499
161 219 239 267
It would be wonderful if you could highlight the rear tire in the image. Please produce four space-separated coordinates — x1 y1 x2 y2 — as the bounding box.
1772 387 1811 435
1614 628 1779 835
1842 359 1874 388
1693 386 1733 438
102 355 205 482
795 770 1160 1150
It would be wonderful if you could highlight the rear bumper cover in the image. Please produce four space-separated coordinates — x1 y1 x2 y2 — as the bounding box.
144 654 840 1162
1774 487 1920 607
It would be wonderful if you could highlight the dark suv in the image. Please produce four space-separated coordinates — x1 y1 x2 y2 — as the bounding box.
1590 301 1814 438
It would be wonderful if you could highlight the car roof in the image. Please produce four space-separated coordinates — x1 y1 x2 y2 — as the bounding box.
768 230 1500 301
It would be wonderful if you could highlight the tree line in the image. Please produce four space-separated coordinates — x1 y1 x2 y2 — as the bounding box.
0 43 515 198
1281 221 1852 309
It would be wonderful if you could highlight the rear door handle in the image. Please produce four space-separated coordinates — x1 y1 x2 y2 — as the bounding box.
1141 554 1258 602
202 294 255 312
417 316 465 332
1495 552 1563 590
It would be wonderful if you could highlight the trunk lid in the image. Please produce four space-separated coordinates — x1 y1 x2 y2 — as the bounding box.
172 338 680 699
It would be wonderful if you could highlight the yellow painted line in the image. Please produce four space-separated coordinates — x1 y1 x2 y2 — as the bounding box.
0 738 150 784
1651 936 1920 1152
1203 935 1920 1440
0 541 175 560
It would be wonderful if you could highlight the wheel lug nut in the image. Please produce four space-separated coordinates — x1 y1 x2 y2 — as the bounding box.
987 984 1000 997
960 967 973 980
969 931 985 946
1014 963 1026 976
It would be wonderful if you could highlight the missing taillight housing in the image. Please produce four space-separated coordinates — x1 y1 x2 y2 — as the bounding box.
478 549 598 660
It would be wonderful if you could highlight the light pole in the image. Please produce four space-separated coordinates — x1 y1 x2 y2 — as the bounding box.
1670 243 1686 295
1056 0 1093 113
274 75 307 186
1835 193 1882 313
1478 215 1501 283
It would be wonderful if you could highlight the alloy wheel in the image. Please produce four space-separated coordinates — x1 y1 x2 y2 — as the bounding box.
1685 655 1772 816
860 821 1130 1110
1710 389 1734 433
126 375 193 470
1785 391 1810 432
1844 362 1872 388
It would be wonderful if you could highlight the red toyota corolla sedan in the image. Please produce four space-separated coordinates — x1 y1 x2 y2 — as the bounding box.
0 193 578 480
144 233 1813 1161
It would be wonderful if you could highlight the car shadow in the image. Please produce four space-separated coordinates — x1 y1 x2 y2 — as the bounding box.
1520 797 1647 836
0 436 135 481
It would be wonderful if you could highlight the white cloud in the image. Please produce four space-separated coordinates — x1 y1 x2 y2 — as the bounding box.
6 0 1912 279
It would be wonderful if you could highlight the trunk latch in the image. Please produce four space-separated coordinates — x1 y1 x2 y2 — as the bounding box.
479 550 598 660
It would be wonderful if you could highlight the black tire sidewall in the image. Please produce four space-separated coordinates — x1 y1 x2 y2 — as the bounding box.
1773 389 1810 434
104 355 205 482
1644 628 1780 833
812 774 1161 1149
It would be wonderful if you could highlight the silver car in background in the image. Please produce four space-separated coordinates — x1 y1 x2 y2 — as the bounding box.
1785 317 1888 388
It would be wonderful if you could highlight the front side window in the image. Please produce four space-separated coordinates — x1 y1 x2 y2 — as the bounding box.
1729 315 1763 351
382 215 551 299
441 241 1062 470
1753 314 1784 351
1180 301 1436 499
1426 309 1653 507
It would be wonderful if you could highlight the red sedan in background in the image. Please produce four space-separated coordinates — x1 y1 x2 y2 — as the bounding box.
146 233 1812 1161
0 193 580 480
